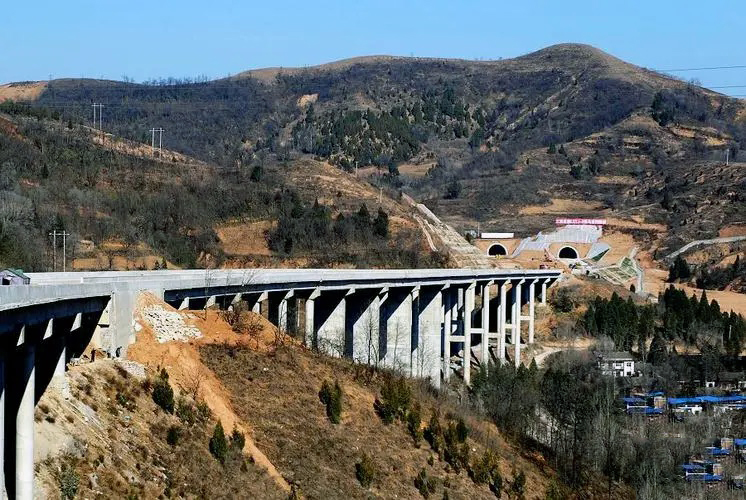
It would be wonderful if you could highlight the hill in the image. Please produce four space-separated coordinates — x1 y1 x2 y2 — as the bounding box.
3 43 746 268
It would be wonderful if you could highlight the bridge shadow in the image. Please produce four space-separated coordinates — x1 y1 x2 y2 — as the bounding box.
3 313 97 497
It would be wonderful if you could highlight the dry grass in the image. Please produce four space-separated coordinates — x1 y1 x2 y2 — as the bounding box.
0 81 47 101
36 362 284 499
201 343 557 499
519 198 603 215
216 219 275 256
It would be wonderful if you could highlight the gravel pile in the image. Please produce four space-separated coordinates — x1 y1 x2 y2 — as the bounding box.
115 360 147 379
141 306 203 343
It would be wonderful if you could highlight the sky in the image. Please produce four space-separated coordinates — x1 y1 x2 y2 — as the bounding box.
3 0 746 94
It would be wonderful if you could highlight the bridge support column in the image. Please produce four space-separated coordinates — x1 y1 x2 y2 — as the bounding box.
480 282 491 371
528 280 536 345
456 287 464 337
316 291 347 357
512 280 523 368
442 287 452 382
381 288 413 373
498 281 507 364
0 356 5 500
205 295 217 309
346 289 381 364
16 345 34 500
303 291 319 348
270 290 294 333
51 334 68 398
415 286 442 386
541 279 548 305
409 287 420 377
463 284 475 384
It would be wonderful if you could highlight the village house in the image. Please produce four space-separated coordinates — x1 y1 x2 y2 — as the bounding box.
597 351 635 377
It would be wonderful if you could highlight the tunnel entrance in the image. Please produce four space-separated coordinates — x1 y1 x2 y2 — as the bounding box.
488 244 507 256
558 246 579 259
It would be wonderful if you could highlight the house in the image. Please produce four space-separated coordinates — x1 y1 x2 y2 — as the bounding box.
597 351 635 377
682 460 723 482
718 372 746 391
0 269 30 286
622 392 667 415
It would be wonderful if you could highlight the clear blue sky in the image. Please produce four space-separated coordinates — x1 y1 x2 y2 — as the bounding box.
3 0 746 94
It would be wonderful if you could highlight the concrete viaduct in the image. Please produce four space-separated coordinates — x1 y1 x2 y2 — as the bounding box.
0 267 560 498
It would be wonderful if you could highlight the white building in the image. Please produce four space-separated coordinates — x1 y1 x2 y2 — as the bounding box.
597 351 635 377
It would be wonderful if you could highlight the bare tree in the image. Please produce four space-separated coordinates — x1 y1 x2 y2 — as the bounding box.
389 318 406 374
353 307 380 368
414 320 437 382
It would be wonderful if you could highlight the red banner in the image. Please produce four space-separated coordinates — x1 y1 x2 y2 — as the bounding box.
555 218 607 226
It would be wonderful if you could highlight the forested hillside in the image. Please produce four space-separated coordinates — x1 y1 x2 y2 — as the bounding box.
4 42 746 267
0 103 435 270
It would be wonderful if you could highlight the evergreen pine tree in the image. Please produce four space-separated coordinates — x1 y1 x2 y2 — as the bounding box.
209 422 228 464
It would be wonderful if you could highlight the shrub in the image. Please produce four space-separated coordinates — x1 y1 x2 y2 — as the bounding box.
287 484 303 499
444 442 470 474
152 369 175 414
355 453 376 488
443 421 470 473
470 449 500 485
196 400 212 421
176 398 196 426
414 468 436 498
115 391 135 411
512 469 526 498
544 479 568 500
166 425 181 446
549 287 575 313
455 418 469 442
209 421 228 464
406 401 423 446
424 410 445 456
230 427 246 453
59 462 79 500
374 375 411 424
491 470 504 497
319 380 343 424
444 179 462 199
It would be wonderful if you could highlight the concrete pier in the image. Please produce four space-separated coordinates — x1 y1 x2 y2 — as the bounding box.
381 288 413 373
15 346 34 500
442 287 453 381
512 280 523 368
0 356 4 499
480 283 491 370
414 286 442 384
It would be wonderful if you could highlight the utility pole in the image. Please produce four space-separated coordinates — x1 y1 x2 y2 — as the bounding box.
92 103 104 130
726 148 730 166
150 128 164 156
62 230 69 272
49 230 70 272
49 231 57 272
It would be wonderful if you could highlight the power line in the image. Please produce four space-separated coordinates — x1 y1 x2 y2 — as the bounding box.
707 85 746 89
655 64 746 72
